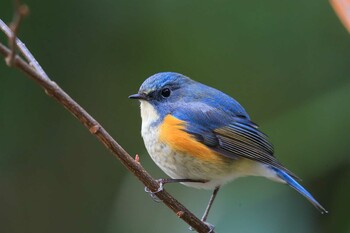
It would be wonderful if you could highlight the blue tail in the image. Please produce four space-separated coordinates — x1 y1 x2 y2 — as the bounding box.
272 168 328 214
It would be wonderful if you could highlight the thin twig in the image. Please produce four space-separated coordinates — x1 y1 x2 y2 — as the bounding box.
5 0 29 66
0 29 214 233
0 19 48 79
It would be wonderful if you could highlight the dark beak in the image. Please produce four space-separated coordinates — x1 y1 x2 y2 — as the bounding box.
128 93 148 100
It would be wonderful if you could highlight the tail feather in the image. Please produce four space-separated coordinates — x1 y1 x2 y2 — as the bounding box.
272 167 328 214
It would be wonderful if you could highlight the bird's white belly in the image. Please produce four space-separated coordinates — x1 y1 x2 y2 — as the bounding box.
139 101 279 189
142 124 232 189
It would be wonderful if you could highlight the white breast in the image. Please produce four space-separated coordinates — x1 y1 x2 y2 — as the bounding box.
140 101 161 151
139 101 178 177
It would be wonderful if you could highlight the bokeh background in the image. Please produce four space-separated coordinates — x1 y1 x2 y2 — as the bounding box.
1 1 349 233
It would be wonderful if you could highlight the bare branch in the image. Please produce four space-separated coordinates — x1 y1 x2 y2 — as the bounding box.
1 3 215 232
0 19 49 79
4 0 29 66
0 21 214 233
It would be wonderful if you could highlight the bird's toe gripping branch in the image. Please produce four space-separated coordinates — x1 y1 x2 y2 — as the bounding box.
144 178 209 202
144 179 165 202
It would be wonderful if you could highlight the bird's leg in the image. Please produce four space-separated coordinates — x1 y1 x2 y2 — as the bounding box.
189 186 220 232
201 186 220 222
145 178 208 202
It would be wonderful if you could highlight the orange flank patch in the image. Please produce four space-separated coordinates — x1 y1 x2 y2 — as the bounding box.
159 115 225 163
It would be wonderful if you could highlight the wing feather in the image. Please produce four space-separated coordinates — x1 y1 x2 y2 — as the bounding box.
173 106 300 180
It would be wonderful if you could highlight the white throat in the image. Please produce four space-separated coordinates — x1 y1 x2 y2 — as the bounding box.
140 101 160 137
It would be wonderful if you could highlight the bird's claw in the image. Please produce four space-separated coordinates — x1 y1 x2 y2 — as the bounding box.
144 179 164 202
188 221 215 233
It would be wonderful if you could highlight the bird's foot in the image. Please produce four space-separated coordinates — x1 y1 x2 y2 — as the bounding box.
188 221 215 233
144 179 165 202
144 178 209 203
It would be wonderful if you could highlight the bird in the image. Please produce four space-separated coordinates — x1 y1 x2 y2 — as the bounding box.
129 72 327 229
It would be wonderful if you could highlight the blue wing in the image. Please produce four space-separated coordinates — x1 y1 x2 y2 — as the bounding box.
172 103 299 180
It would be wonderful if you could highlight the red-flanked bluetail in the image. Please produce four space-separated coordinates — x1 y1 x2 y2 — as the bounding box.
129 72 327 229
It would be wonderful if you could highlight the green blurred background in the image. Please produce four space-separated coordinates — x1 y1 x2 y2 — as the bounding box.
1 0 349 232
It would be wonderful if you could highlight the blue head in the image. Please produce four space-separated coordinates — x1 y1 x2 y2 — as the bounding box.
129 72 249 120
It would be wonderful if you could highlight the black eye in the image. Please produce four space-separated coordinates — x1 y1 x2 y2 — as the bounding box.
161 88 171 98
